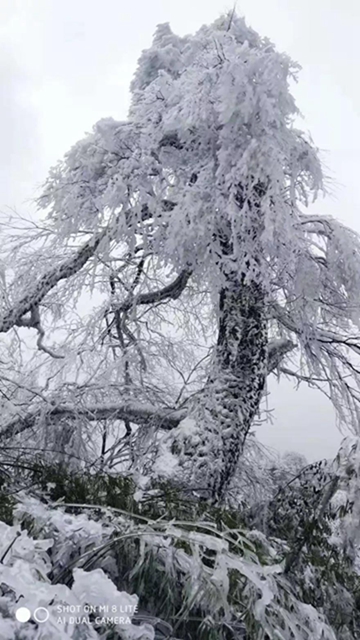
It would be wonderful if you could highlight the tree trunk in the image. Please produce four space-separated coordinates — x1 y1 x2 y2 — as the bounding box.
184 181 268 503
212 273 267 500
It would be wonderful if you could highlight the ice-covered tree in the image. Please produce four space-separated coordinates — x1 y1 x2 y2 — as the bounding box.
3 11 360 639
2 14 360 503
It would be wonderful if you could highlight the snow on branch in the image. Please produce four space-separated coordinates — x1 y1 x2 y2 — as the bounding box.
0 227 109 334
15 304 64 359
267 338 296 372
0 402 188 441
0 338 293 443
110 269 192 313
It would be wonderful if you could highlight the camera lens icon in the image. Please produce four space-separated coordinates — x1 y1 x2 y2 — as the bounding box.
15 606 50 624
34 607 50 623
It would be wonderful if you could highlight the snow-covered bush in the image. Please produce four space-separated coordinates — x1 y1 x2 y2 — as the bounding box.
0 515 153 639
0 446 357 640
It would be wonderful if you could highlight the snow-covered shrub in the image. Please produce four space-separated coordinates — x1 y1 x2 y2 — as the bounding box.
0 516 153 639
3 472 356 640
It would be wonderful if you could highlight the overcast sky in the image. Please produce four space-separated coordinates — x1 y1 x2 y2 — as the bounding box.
2 0 360 461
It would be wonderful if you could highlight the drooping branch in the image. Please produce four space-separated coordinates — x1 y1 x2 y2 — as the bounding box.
270 300 360 429
271 301 360 353
0 227 109 334
0 403 188 441
0 337 294 443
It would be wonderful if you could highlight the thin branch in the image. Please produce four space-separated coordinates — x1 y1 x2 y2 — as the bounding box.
15 305 64 359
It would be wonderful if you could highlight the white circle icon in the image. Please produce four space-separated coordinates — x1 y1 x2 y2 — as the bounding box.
33 607 50 623
15 607 31 623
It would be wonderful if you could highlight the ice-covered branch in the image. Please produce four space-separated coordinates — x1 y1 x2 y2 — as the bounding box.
0 339 293 443
271 302 360 353
267 338 296 372
15 305 64 359
0 228 109 334
0 402 187 441
111 269 192 313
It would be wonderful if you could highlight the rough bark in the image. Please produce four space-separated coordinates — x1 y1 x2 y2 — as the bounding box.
212 274 268 500
188 181 269 503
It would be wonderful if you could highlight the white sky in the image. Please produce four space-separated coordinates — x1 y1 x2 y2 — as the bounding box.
2 0 360 461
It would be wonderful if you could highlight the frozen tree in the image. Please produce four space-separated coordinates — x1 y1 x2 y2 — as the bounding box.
2 11 360 639
1 13 360 504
